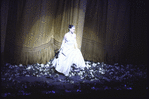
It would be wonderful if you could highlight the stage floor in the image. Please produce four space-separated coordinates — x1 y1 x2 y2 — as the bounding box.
1 60 147 98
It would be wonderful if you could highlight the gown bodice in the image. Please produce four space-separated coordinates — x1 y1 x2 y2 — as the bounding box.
63 33 75 49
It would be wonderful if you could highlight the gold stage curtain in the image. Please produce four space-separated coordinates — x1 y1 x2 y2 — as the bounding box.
2 0 147 65
3 0 87 65
4 0 57 65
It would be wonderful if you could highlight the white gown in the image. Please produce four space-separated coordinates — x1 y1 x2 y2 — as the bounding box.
52 33 86 76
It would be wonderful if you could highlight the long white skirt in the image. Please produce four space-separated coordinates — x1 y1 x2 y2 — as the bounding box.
52 48 86 76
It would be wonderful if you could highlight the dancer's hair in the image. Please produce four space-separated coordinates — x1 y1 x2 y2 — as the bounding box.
68 25 75 29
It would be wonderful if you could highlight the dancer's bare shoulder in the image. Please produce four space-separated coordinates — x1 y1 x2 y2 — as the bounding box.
64 32 69 38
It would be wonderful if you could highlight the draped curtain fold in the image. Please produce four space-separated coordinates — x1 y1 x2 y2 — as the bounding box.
82 0 108 62
1 0 147 65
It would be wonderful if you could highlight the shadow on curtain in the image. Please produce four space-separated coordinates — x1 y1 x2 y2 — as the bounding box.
82 0 147 65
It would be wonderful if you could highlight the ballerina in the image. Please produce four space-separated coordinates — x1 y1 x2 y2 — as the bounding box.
52 25 86 76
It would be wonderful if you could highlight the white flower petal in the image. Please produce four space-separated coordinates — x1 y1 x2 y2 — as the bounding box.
19 64 23 67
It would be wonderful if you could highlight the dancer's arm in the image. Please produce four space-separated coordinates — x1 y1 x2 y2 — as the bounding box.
74 34 78 49
60 35 66 51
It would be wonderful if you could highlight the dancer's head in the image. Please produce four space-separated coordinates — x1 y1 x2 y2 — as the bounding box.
68 25 75 33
